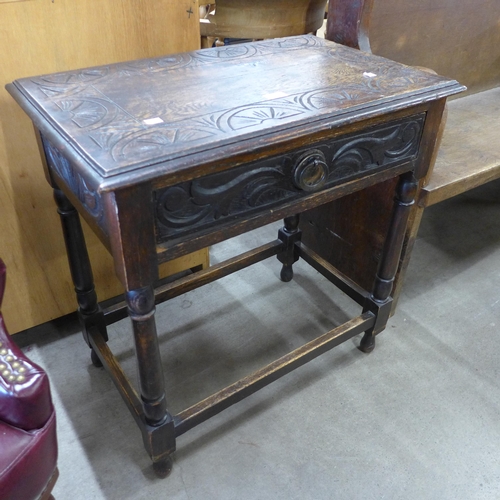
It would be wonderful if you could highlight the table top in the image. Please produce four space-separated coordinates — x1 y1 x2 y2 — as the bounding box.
7 35 463 191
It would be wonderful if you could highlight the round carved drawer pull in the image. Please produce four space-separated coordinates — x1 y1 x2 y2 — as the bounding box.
293 150 328 192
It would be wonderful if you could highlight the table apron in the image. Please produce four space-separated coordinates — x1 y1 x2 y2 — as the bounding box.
154 113 425 252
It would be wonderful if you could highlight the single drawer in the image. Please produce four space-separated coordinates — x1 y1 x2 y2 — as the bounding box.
154 113 425 243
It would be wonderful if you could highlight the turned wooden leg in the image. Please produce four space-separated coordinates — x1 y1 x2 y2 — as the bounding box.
126 285 175 475
360 171 418 353
277 214 301 282
53 188 108 364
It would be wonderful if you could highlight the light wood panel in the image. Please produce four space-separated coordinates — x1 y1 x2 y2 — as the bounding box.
421 88 500 205
0 0 203 333
370 0 500 95
199 0 327 39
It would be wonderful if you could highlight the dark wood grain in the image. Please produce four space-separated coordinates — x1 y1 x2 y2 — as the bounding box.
7 35 460 190
52 187 108 352
300 180 395 291
300 99 448 298
6 33 462 477
200 0 327 40
327 0 374 52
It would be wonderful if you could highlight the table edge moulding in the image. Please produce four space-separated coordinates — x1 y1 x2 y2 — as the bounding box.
6 34 463 477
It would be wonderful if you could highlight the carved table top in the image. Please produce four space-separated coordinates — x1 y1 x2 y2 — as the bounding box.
3 30 470 479
7 35 463 193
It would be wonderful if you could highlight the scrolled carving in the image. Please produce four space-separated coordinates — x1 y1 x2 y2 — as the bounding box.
330 119 424 179
155 114 426 243
156 166 294 235
41 135 104 224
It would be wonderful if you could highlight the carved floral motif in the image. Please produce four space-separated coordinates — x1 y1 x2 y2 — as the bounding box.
19 36 443 177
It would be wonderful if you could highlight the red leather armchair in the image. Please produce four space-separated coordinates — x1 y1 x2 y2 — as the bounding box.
0 260 58 500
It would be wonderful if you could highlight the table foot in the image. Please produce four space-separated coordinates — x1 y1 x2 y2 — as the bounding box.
90 348 103 367
152 455 173 478
358 332 375 353
280 264 294 282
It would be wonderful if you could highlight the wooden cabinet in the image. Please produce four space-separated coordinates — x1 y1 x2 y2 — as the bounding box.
0 0 204 333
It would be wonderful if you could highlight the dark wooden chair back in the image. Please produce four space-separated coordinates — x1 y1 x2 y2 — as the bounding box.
200 0 327 41
326 0 373 52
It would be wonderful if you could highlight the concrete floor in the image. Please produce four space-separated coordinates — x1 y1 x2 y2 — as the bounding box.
16 179 500 499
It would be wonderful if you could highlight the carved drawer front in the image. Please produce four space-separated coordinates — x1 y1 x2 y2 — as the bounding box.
154 113 425 243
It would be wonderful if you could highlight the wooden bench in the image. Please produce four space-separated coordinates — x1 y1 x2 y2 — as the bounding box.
301 0 500 307
421 89 500 206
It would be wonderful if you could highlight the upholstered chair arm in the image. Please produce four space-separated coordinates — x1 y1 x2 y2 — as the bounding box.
0 260 53 431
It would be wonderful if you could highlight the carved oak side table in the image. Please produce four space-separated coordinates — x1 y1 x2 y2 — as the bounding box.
7 35 463 476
